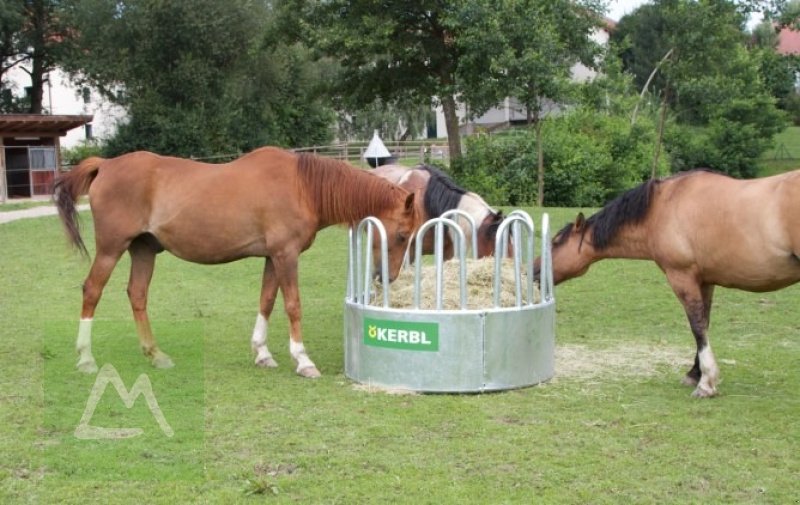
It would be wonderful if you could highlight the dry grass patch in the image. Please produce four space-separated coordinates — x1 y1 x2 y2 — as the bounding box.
554 343 689 381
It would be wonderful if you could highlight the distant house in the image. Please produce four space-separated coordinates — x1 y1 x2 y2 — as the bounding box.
433 18 616 137
4 65 126 149
774 26 800 90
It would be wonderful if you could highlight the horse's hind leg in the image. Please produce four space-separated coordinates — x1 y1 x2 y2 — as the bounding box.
251 258 279 368
76 251 124 373
128 237 173 368
273 252 321 378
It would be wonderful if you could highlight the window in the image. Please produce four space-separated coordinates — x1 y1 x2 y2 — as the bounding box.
81 87 91 104
85 123 93 140
29 147 57 171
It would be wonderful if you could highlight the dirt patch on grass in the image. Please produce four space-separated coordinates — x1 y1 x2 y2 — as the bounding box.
555 343 689 381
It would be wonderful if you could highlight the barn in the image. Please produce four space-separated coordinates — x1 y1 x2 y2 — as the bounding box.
0 114 93 202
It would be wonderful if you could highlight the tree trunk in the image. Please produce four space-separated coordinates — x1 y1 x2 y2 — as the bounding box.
441 94 462 160
29 55 45 114
652 88 669 178
536 115 544 207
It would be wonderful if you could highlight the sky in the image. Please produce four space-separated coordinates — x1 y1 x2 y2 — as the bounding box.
605 0 763 28
606 0 647 21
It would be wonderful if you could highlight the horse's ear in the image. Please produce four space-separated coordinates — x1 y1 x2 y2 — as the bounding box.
575 212 586 230
404 193 415 212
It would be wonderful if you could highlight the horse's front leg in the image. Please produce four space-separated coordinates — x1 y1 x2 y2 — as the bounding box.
667 273 719 397
273 253 321 378
252 258 279 368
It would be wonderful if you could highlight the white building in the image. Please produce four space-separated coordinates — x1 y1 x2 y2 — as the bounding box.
4 65 126 149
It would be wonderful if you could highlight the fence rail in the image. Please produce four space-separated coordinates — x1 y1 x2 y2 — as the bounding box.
292 140 449 166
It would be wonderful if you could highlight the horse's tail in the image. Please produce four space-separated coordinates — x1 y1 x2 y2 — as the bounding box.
54 156 104 256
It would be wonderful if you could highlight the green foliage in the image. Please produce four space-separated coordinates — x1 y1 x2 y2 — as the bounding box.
455 0 603 119
63 0 334 156
665 95 787 177
61 141 103 166
0 0 68 113
452 109 664 207
611 0 788 177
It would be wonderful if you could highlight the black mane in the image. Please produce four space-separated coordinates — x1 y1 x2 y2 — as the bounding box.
558 178 661 251
418 164 467 218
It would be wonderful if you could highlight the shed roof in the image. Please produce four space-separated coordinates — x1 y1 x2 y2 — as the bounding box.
0 114 93 136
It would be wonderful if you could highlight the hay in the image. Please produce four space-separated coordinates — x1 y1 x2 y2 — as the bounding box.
378 258 540 310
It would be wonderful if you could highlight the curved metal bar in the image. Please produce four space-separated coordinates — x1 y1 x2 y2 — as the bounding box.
508 210 536 304
541 213 554 302
441 209 478 260
413 217 467 309
353 217 389 307
494 213 534 308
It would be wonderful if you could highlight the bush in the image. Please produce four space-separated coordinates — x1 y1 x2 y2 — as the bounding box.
61 142 104 167
452 108 664 207
664 95 786 178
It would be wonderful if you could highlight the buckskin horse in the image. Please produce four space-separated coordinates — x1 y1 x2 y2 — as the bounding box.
534 169 800 397
372 164 508 259
55 147 419 378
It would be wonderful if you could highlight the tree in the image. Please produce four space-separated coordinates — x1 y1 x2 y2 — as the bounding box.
62 0 334 156
612 0 787 176
456 0 604 205
0 0 69 113
293 0 469 158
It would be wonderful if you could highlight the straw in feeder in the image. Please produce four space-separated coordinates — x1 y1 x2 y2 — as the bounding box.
379 258 540 310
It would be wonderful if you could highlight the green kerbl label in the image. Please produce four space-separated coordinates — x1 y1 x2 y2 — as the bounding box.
363 317 439 352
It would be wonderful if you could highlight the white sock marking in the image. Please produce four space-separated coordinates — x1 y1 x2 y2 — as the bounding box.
290 339 316 371
251 313 273 363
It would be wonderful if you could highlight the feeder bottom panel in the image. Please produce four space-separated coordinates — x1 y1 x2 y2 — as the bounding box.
482 300 555 391
344 301 556 393
345 303 485 392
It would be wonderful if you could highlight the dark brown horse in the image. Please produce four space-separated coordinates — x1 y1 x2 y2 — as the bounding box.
55 147 419 378
372 164 508 259
534 169 800 397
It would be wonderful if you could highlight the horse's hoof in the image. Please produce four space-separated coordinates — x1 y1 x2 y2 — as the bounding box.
152 355 175 369
76 359 98 374
681 375 699 387
255 356 278 368
297 366 321 378
691 385 717 398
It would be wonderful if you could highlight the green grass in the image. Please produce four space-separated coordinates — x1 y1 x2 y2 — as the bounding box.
1 210 799 503
759 126 800 176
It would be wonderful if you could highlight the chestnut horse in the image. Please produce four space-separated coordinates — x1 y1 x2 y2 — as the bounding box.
534 169 800 398
372 164 508 259
54 147 418 378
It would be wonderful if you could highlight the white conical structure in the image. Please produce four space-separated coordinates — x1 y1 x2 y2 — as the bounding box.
363 130 391 167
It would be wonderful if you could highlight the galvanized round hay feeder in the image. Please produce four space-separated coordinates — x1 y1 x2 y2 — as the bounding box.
344 210 555 393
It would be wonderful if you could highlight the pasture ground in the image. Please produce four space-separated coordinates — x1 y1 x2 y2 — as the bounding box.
0 208 798 503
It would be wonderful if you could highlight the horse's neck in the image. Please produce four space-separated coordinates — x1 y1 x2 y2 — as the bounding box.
458 193 491 223
592 225 652 260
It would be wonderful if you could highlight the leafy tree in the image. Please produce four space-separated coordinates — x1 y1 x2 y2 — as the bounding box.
0 0 69 113
293 0 468 158
62 0 334 156
294 0 604 161
456 0 604 205
612 0 787 176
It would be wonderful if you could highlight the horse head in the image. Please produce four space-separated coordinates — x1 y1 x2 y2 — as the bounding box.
374 190 419 282
477 210 514 259
533 212 594 285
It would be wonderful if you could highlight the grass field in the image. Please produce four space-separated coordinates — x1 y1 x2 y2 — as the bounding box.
1 209 799 503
